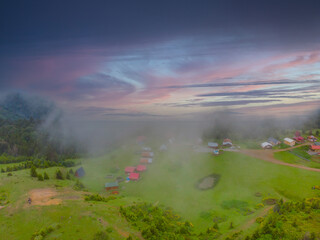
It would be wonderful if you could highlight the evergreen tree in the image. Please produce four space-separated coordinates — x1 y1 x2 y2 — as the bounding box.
1 168 4 173
66 172 71 180
43 172 49 180
30 166 37 177
37 173 44 181
55 169 63 179
69 169 74 174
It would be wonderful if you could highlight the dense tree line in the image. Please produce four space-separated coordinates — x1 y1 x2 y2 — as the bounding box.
0 118 78 162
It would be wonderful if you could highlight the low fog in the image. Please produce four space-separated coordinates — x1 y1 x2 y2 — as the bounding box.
1 92 319 157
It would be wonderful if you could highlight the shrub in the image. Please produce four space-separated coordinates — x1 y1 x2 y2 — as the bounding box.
7 172 12 176
73 180 85 190
55 169 63 180
68 169 74 174
37 174 44 181
30 166 37 178
92 231 109 240
43 172 49 180
255 203 264 209
66 172 71 180
256 217 264 223
263 197 277 205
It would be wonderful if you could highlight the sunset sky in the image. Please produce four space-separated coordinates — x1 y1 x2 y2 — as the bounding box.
1 0 320 119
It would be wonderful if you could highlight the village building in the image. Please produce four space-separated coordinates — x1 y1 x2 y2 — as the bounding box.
208 142 219 148
141 151 154 157
136 165 147 172
314 142 320 146
261 142 273 149
268 137 281 146
140 157 152 164
310 145 320 153
212 149 219 155
124 166 136 174
293 136 305 142
284 138 295 146
129 172 140 181
307 135 317 142
159 144 167 151
222 138 232 146
75 167 85 178
105 182 119 191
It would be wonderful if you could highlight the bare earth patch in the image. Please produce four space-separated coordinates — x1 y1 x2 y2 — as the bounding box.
198 177 215 190
196 174 221 190
27 188 62 206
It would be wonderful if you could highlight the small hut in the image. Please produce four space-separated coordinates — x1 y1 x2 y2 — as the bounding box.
136 165 147 172
208 142 219 149
222 139 232 146
268 137 280 146
311 145 320 153
307 136 317 142
105 182 119 191
129 172 140 181
284 138 295 146
141 151 154 157
293 136 305 143
159 144 167 151
125 166 136 174
261 142 273 149
75 167 85 178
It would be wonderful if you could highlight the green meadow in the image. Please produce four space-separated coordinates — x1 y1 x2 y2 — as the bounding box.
80 146 320 233
1 144 320 239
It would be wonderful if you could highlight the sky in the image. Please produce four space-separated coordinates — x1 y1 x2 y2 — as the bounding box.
0 0 320 120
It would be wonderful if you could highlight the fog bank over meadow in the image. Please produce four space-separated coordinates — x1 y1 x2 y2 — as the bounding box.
1 92 319 157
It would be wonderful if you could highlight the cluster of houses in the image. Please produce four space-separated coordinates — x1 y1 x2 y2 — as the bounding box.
208 138 233 155
105 146 154 193
260 131 319 154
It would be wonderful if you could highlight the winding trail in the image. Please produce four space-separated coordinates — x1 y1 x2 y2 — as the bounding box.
239 143 320 173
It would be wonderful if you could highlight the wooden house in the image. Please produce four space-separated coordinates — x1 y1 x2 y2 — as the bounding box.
261 142 273 149
75 167 85 178
129 172 140 181
208 142 218 149
268 137 280 146
222 139 232 146
284 138 295 146
141 151 154 157
125 166 136 174
136 165 147 172
105 182 119 191
311 145 320 153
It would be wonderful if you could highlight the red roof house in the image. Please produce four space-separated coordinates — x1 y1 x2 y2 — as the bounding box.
136 165 147 172
293 136 305 142
141 151 154 157
125 166 136 174
129 172 140 180
311 145 320 152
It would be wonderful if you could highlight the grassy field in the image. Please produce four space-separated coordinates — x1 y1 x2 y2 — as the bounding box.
80 145 320 233
0 167 142 240
1 143 320 239
274 148 320 169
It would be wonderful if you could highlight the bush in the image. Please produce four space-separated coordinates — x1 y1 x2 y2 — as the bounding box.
37 174 44 181
69 169 74 174
73 180 85 190
66 172 71 180
92 231 109 240
7 172 13 176
55 169 63 180
43 172 49 180
30 166 38 178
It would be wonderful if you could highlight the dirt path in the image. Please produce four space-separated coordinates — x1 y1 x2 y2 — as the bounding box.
239 143 320 173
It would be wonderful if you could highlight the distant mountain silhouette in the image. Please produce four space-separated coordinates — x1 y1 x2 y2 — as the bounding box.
0 93 55 120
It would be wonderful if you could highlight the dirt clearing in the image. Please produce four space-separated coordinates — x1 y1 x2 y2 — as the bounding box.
27 188 62 206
